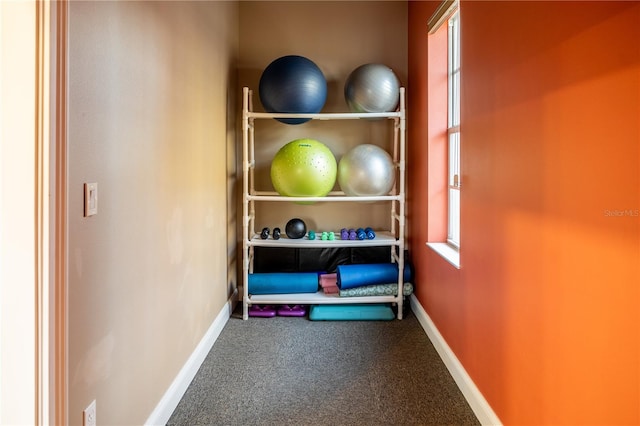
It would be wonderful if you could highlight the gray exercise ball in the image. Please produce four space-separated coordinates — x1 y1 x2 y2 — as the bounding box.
344 64 400 113
338 144 396 196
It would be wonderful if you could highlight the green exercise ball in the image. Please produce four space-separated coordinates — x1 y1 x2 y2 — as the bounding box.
270 138 337 198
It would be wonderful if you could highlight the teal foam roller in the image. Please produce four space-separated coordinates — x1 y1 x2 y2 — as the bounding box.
248 272 319 295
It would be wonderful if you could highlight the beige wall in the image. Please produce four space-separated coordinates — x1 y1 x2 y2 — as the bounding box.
66 1 406 422
67 2 238 424
237 1 408 234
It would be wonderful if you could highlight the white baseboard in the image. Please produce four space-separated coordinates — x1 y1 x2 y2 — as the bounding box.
410 294 502 426
145 289 238 426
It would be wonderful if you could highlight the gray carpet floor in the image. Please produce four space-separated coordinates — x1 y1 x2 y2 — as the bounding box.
167 305 480 426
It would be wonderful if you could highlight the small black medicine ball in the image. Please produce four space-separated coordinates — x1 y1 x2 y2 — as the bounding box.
285 218 307 239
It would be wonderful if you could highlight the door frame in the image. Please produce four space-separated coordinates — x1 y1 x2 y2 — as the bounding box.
50 0 69 424
0 0 66 423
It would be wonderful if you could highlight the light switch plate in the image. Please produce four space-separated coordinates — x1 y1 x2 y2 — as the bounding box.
84 182 98 217
83 399 96 426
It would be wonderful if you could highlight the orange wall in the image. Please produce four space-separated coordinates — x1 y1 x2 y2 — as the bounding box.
408 1 640 425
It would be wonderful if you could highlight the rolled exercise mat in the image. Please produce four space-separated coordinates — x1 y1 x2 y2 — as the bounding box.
339 282 414 298
319 273 339 294
248 272 319 295
336 263 413 290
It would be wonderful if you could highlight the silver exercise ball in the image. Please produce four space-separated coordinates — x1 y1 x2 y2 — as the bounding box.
344 64 400 113
338 144 396 196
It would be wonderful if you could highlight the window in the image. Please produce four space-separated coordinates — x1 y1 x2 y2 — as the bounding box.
447 11 461 247
426 1 461 268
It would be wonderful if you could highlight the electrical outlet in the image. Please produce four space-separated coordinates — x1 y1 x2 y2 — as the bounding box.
83 400 97 426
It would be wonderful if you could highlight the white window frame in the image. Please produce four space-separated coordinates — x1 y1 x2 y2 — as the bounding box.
447 11 461 248
426 1 461 269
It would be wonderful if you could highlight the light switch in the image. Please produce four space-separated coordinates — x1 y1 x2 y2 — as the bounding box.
84 182 98 217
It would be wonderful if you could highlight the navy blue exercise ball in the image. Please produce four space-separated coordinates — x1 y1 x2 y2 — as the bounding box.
259 55 327 125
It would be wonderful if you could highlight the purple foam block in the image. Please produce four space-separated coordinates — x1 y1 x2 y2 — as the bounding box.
249 304 277 318
277 304 307 317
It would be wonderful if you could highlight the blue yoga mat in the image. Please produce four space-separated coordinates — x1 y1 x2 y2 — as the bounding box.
336 263 413 290
248 272 319 295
